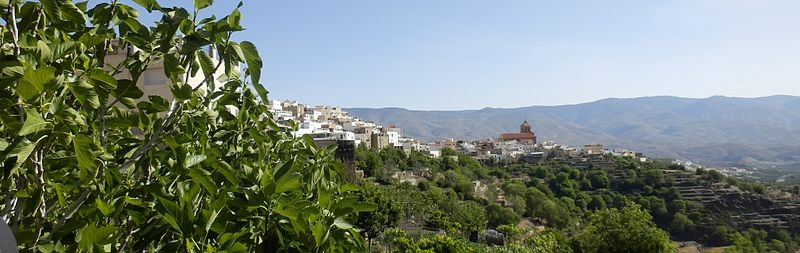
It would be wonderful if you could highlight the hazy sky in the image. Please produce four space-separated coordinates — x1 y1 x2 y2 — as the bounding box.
139 1 800 109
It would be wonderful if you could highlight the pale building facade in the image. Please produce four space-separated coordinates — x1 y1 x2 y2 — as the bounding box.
104 40 231 102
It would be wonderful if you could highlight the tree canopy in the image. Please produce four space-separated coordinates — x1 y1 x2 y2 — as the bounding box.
577 202 675 253
0 0 371 251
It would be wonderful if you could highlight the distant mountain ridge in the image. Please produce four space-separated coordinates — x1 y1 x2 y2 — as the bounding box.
346 95 800 167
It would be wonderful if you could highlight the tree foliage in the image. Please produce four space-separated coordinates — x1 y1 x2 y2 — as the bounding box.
486 204 521 228
577 202 675 253
0 0 370 251
356 185 402 248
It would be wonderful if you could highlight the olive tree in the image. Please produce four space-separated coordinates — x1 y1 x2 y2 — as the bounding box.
577 202 675 253
0 0 371 251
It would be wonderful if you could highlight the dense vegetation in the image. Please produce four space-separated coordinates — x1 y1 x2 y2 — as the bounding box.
1 0 797 252
0 0 372 251
354 146 800 252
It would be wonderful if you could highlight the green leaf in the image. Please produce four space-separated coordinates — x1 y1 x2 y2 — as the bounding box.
318 188 331 208
12 138 41 168
132 0 160 12
113 80 144 99
194 0 213 10
0 60 24 77
36 41 53 62
73 134 95 179
95 198 115 216
158 197 189 234
312 221 325 245
18 65 55 101
163 54 184 83
274 203 298 220
184 154 206 168
208 158 239 185
67 80 100 109
205 209 220 233
333 196 359 217
275 172 302 193
87 69 117 89
252 83 269 103
52 184 66 206
36 243 55 253
169 82 192 100
273 158 294 181
0 139 8 152
51 41 79 60
18 109 51 136
182 33 212 53
57 0 86 25
240 41 262 86
333 217 353 230
227 8 241 28
76 224 116 250
197 50 215 79
161 214 183 234
79 33 106 47
123 197 150 208
339 183 359 193
188 167 218 193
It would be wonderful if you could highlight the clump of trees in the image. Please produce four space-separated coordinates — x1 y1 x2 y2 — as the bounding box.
353 146 800 252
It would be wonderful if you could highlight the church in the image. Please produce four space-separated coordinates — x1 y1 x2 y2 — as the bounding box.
499 120 537 144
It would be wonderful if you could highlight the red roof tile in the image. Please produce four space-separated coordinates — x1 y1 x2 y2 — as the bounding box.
499 133 535 140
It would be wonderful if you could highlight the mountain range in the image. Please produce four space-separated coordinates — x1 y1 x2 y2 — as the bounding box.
347 95 800 168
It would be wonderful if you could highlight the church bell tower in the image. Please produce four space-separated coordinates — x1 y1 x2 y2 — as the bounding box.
520 120 532 133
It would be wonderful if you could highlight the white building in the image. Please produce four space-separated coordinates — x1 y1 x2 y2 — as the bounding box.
304 110 323 121
387 131 400 147
308 131 355 141
293 121 323 137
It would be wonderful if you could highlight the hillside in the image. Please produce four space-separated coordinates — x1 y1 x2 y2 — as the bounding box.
347 95 800 167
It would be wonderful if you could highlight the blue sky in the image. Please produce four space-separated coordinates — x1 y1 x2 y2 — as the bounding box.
136 1 800 109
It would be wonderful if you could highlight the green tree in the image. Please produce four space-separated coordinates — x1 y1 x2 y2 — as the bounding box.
357 185 403 251
391 234 467 253
441 147 458 157
0 1 370 251
496 224 528 244
525 229 573 253
535 200 571 229
440 156 456 171
452 200 487 234
726 233 759 253
425 210 453 231
380 147 408 170
588 195 607 210
577 203 675 253
669 212 694 233
486 204 521 228
588 170 611 189
357 147 386 179
438 170 474 198
390 182 435 220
